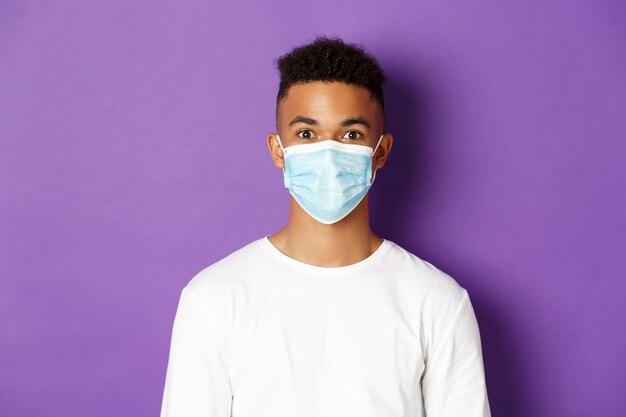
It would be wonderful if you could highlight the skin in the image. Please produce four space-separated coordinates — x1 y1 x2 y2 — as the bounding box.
266 81 393 267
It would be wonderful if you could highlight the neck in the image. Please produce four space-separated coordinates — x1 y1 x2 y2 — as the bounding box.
268 194 383 267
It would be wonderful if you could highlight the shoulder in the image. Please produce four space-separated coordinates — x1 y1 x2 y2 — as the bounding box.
182 237 265 306
385 239 468 308
384 241 473 357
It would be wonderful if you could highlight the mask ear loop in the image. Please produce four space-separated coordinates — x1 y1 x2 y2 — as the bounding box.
276 134 286 174
370 134 384 184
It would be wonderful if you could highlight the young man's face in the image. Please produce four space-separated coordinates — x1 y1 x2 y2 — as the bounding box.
269 81 390 173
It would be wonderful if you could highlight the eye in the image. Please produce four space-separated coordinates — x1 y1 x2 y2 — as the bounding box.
297 129 314 139
341 130 363 140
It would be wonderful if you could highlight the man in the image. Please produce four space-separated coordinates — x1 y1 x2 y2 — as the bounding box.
160 36 491 417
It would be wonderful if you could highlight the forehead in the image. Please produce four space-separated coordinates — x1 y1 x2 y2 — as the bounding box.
277 81 381 124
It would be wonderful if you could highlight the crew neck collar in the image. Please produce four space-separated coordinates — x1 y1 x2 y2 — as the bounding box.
260 235 392 274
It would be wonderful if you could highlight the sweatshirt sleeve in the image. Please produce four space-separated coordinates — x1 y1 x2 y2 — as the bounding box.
160 286 233 417
421 290 491 417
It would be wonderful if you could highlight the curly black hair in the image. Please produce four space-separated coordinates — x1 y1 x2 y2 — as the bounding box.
275 35 386 118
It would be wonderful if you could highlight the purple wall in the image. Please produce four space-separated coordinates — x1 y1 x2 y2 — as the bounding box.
1 1 624 416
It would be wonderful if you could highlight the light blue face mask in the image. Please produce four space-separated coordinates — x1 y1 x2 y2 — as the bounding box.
275 134 384 224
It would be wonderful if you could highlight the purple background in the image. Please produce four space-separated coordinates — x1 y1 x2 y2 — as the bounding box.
1 1 624 416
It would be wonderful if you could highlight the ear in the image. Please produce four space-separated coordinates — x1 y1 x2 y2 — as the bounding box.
267 133 285 169
373 133 393 170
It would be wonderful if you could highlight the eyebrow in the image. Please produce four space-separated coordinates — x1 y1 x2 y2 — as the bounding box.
288 115 370 128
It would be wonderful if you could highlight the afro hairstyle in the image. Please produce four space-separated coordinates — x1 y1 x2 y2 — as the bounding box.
275 36 386 119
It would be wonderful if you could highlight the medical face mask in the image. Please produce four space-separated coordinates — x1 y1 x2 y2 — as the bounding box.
275 134 384 224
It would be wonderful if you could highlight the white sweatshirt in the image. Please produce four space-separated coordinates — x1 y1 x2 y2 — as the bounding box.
160 236 491 417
